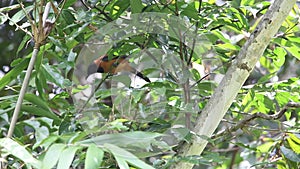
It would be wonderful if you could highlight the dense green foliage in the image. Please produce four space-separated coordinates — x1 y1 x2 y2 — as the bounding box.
0 0 300 168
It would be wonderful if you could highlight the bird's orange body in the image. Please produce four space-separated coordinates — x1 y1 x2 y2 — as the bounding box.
87 55 150 82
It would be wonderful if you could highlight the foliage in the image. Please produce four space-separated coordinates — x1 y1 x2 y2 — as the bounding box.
0 0 300 168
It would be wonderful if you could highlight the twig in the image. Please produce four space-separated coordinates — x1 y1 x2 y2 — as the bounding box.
77 74 110 114
94 6 113 22
190 73 210 88
212 102 300 139
17 0 35 28
81 0 113 22
53 0 67 24
0 13 32 37
80 0 91 10
187 0 202 65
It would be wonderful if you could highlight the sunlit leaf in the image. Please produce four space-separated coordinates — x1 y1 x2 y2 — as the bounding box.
272 47 286 68
0 4 20 12
284 45 300 60
42 144 66 169
0 14 8 25
287 134 300 154
57 146 81 169
111 0 130 19
104 143 155 169
0 138 41 168
85 144 104 169
9 5 34 25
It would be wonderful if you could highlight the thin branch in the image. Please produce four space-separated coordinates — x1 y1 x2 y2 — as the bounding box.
187 0 202 65
81 0 113 22
7 47 40 138
94 6 113 22
77 74 110 114
53 0 67 24
212 102 300 139
80 0 91 10
0 13 32 37
190 73 210 88
17 0 35 27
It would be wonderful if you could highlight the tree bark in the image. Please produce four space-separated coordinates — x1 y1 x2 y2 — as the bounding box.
173 0 296 168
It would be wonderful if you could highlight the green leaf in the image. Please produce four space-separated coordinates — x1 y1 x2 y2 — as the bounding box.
216 43 241 51
273 47 286 68
42 144 66 169
180 3 199 20
241 89 255 111
0 4 20 12
22 119 50 148
0 138 41 168
21 105 60 122
85 144 104 169
9 5 34 25
289 134 300 144
275 92 290 107
0 57 30 91
285 45 300 60
64 0 78 8
0 14 8 25
36 72 47 100
257 72 276 83
57 146 81 169
111 0 130 19
24 93 51 112
17 34 31 56
104 143 155 169
34 135 59 149
68 23 89 41
280 146 300 162
41 63 70 88
130 0 144 13
113 74 132 87
211 30 230 43
287 134 300 154
241 0 255 6
287 36 300 44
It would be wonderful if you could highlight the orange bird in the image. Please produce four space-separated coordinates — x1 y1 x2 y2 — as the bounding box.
87 55 151 82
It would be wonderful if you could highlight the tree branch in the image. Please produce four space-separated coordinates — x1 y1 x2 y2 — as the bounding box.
212 102 300 139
